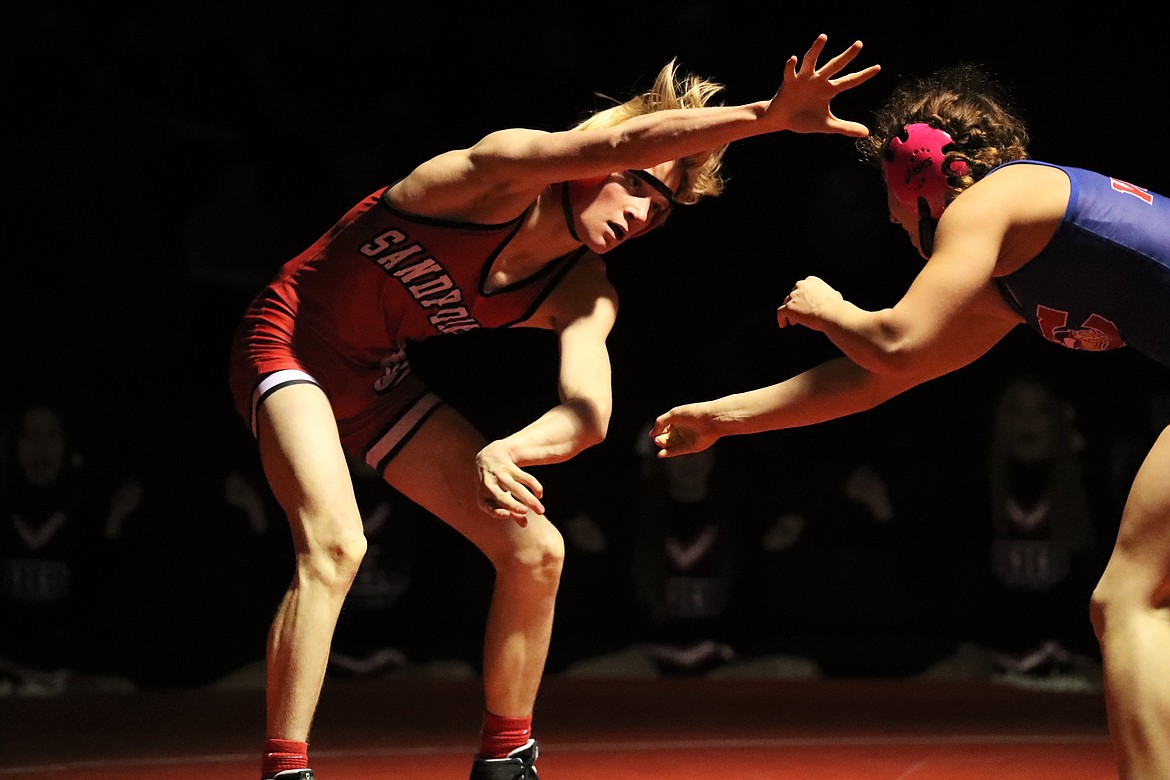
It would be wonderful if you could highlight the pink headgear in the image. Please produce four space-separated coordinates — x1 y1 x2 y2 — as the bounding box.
882 123 969 219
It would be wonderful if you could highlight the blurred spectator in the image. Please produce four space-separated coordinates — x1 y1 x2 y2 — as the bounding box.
924 374 1105 689
628 437 739 674
105 425 288 691
562 425 742 677
0 396 136 696
326 454 477 681
537 443 641 675
980 377 1103 684
730 398 980 678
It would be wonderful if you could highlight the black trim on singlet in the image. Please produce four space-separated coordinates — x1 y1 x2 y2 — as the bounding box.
374 180 590 330
502 246 592 327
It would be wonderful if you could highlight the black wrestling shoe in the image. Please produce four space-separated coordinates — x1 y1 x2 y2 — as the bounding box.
468 739 540 779
264 770 315 780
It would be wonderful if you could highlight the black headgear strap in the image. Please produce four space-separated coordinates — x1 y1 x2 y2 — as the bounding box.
562 170 677 244
627 168 678 205
561 181 581 242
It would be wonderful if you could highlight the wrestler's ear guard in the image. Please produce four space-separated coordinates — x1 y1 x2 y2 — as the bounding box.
882 123 969 257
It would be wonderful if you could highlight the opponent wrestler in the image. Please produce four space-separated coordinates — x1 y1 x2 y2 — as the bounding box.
652 63 1170 779
229 34 879 780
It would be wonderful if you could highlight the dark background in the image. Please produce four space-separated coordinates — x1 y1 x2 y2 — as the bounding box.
4 3 1169 688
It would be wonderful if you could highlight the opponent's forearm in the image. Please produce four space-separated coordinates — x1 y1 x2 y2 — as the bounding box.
706 357 908 436
819 306 913 375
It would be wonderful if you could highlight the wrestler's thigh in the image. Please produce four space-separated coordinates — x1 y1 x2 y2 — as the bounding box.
1104 424 1170 595
382 404 550 559
257 382 361 547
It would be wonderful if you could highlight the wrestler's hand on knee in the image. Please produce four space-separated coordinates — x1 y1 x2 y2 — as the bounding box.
475 441 545 526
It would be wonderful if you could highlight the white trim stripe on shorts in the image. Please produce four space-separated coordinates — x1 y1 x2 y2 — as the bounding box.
250 369 319 436
365 390 443 473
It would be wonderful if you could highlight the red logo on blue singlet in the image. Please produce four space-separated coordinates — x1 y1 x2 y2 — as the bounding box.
1110 178 1153 204
1035 305 1126 351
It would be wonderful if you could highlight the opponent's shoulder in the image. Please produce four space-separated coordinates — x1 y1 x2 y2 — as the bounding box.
979 159 1072 193
958 161 1070 219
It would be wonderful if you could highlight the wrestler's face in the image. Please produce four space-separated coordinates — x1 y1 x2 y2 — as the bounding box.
996 380 1063 462
16 405 68 486
570 162 679 253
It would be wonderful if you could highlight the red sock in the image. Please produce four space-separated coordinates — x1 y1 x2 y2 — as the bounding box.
478 711 532 758
262 738 309 776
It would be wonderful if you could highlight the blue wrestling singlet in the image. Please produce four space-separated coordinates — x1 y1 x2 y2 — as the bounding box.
991 160 1170 367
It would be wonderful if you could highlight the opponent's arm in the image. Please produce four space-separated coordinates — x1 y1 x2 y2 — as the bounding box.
778 190 1012 375
652 308 1016 458
651 357 912 458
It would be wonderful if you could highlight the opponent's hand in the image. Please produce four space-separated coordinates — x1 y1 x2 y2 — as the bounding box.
765 34 880 138
649 406 721 459
777 275 844 330
475 440 545 525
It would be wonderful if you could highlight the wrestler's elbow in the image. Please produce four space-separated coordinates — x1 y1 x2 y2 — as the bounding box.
855 318 927 376
865 346 922 376
572 396 611 447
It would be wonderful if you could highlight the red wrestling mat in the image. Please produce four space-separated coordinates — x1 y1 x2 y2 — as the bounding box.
0 677 1115 779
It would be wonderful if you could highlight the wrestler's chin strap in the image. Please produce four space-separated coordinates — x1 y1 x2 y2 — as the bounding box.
561 182 581 242
917 196 937 258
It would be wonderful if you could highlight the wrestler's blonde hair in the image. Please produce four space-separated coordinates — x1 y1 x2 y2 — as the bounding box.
573 59 727 206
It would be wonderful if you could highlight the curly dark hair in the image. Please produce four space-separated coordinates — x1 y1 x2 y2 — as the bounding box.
857 64 1031 205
